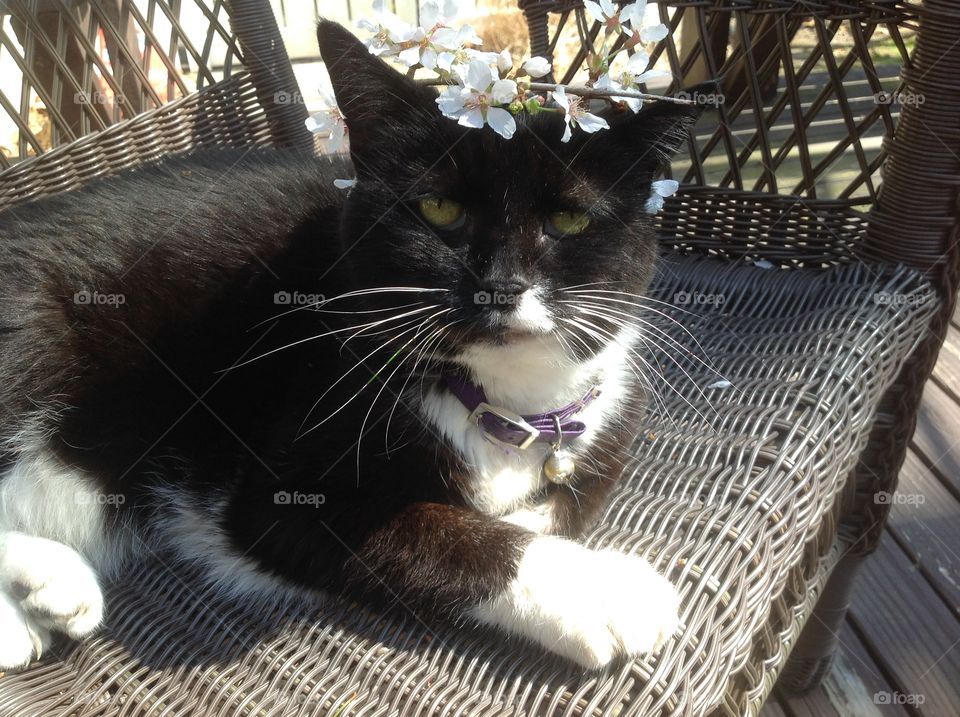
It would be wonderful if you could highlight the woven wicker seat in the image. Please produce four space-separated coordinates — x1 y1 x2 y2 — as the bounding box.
0 0 958 715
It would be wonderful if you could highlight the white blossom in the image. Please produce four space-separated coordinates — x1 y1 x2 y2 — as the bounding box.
620 1 669 43
436 59 517 139
333 178 357 189
553 85 609 142
595 51 669 112
520 56 552 78
305 92 347 151
584 0 622 31
358 0 482 71
645 178 678 213
497 49 513 74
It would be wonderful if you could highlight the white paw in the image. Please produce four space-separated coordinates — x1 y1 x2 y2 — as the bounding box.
471 537 680 669
0 590 50 671
0 532 104 654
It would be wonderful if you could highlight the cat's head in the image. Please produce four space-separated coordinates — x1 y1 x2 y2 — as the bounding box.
317 20 708 372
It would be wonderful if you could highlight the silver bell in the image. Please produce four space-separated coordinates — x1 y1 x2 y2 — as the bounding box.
543 448 576 484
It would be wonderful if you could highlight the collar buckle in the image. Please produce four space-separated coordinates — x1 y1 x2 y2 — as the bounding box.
469 402 541 450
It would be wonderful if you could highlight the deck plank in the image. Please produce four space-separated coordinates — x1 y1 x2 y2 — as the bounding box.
848 534 960 715
931 324 960 401
909 380 960 498
888 450 960 616
772 622 908 717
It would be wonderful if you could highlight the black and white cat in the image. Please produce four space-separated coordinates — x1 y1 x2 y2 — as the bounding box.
0 21 708 671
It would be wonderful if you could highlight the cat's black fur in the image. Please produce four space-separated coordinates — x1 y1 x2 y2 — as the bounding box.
0 21 708 664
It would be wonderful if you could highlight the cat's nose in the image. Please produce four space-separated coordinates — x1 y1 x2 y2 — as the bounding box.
475 277 531 310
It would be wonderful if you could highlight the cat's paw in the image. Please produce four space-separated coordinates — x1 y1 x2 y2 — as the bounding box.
0 532 104 649
0 590 50 671
471 536 680 669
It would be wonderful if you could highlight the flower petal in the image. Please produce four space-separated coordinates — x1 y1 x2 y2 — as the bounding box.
436 87 466 116
644 193 664 213
497 49 513 73
486 106 516 139
442 0 460 20
456 25 484 46
576 111 610 133
465 58 493 90
304 112 331 133
398 45 422 67
652 178 679 198
420 46 438 70
521 56 551 78
599 0 617 18
333 178 357 189
491 78 518 104
431 26 458 49
458 107 485 129
621 0 647 27
594 73 616 90
553 85 570 112
583 1 606 24
626 50 650 72
641 23 669 43
436 50 455 71
420 0 440 28
634 69 671 84
466 49 499 65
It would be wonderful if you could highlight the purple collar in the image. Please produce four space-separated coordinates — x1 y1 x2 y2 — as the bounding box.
443 373 601 450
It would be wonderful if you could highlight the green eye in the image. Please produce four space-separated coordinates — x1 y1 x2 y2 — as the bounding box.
546 210 591 236
419 197 464 228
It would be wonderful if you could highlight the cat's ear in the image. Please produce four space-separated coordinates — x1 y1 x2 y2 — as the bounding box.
316 21 438 174
591 81 719 170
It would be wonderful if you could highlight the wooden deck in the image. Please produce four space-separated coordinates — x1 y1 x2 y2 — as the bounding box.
760 311 960 717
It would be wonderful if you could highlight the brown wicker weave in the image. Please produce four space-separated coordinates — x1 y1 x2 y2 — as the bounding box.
0 1 957 716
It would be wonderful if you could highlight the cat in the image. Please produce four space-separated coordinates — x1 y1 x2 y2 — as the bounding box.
0 20 709 671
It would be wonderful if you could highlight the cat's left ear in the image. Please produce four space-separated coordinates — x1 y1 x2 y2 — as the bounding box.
316 20 439 174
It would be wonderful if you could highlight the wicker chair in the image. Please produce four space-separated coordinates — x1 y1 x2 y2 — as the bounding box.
0 1 956 715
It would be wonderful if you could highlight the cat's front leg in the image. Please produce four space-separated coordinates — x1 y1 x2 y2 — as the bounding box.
470 535 680 669
219 491 679 669
336 503 681 669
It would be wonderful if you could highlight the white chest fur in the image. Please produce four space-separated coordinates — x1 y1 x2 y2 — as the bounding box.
420 331 634 516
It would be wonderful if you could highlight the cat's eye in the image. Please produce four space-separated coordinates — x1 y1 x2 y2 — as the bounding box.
546 211 591 237
419 197 464 229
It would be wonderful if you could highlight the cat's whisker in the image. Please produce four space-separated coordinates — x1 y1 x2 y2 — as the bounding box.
565 291 720 373
338 305 443 347
561 299 732 385
354 319 449 474
249 286 444 328
230 304 440 371
571 305 720 419
562 316 697 427
300 309 452 438
384 323 449 455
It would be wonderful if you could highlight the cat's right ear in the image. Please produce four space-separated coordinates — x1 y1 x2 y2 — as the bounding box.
316 21 438 175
